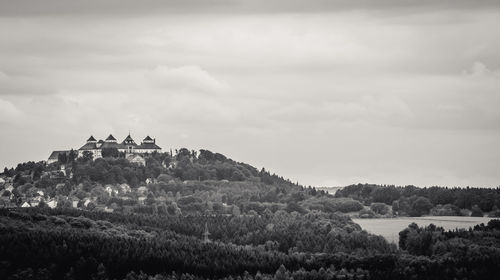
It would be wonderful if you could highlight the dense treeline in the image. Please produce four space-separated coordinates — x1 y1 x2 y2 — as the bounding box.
0 207 392 255
1 209 500 280
399 219 500 257
336 183 500 216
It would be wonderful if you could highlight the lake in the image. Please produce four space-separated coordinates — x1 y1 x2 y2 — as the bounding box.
352 216 496 244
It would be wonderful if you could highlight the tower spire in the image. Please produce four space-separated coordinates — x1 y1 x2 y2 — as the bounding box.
203 222 210 243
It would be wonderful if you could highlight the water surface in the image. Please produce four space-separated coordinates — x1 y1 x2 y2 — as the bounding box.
353 216 496 244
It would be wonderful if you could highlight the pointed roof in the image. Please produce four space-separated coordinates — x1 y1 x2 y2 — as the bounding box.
136 142 161 150
105 134 117 141
87 135 97 142
124 134 134 141
121 134 137 146
48 150 71 160
79 142 97 150
143 135 153 141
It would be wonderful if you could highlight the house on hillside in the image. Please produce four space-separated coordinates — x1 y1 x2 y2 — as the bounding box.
47 199 57 209
5 185 14 192
118 184 131 194
146 178 158 185
138 196 147 205
127 154 145 166
137 186 148 195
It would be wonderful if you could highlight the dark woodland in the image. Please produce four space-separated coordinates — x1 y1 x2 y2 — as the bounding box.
1 150 500 279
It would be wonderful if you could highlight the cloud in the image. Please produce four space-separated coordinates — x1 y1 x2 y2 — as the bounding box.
0 3 500 188
0 70 55 96
1 0 500 16
148 65 229 94
0 98 22 121
463 61 500 77
266 95 413 126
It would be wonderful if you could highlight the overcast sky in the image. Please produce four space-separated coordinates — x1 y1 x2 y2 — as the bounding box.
1 0 499 188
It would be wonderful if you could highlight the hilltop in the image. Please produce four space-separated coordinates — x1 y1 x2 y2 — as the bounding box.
1 148 364 216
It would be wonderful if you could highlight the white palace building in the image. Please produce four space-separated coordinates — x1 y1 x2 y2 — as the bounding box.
48 134 162 164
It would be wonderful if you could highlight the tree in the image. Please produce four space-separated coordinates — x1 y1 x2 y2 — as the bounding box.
232 205 241 216
58 152 68 164
410 197 433 216
68 149 77 162
92 263 109 280
471 205 483 217
370 203 389 215
102 148 119 158
372 187 401 204
274 265 289 280
285 201 307 214
82 151 94 162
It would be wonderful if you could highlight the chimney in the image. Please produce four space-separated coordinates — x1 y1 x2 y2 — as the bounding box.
154 138 156 144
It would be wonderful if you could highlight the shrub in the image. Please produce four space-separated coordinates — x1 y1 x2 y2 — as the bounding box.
370 203 389 215
409 197 433 216
359 209 376 218
471 205 483 217
332 198 364 213
430 204 461 216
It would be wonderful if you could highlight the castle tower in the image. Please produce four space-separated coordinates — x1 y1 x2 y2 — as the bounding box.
105 134 117 143
203 222 210 243
121 134 137 154
86 135 97 143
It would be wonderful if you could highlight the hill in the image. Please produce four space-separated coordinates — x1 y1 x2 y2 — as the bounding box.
1 150 500 279
1 148 367 216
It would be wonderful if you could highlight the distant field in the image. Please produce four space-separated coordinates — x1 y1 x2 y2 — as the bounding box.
353 216 496 244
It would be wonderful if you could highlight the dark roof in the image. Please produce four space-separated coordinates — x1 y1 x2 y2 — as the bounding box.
136 142 162 150
105 134 117 141
48 150 71 160
98 140 104 143
100 142 124 149
79 142 97 150
143 136 153 141
87 136 97 142
122 134 137 146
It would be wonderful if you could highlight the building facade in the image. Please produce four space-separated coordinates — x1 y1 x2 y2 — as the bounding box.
78 134 162 159
48 134 162 163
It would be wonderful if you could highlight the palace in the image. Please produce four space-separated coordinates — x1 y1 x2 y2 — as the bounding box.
47 134 162 164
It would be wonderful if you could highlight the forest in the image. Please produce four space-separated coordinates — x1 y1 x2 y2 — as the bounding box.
1 208 499 280
1 150 500 279
335 183 500 217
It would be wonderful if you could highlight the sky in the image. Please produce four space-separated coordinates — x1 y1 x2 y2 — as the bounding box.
1 0 500 188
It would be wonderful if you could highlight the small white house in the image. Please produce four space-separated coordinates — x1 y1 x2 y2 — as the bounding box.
47 199 57 209
137 186 148 194
138 196 147 204
127 154 145 166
